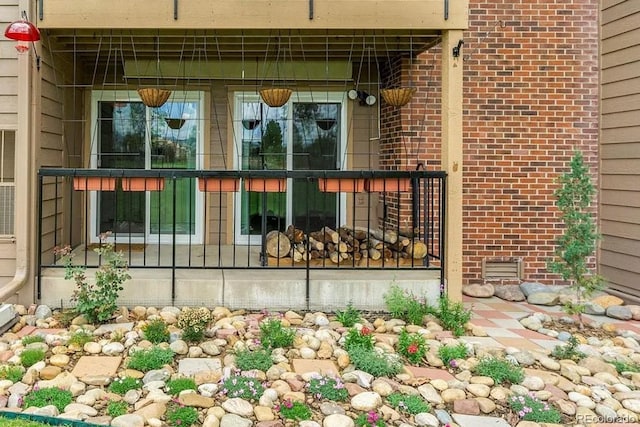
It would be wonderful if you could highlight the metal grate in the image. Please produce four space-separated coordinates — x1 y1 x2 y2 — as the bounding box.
0 184 15 236
482 258 523 280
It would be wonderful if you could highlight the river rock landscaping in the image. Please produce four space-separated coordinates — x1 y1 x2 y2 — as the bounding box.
0 296 639 427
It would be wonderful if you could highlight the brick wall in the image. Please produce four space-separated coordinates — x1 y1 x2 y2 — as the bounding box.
380 0 599 285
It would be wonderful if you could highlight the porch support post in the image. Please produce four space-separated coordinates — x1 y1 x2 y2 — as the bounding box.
441 30 464 302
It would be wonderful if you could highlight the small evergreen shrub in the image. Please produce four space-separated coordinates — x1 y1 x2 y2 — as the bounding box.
20 349 45 368
142 319 170 344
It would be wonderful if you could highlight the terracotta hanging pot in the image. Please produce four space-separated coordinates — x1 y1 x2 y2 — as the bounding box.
259 88 292 108
121 177 165 192
318 178 365 193
197 177 241 192
73 176 116 191
137 88 172 108
380 87 416 107
244 178 287 192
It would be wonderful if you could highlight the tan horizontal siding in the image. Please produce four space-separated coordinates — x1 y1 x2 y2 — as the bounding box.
601 189 640 207
602 93 640 114
600 174 640 191
601 159 640 174
601 126 640 144
601 235 640 255
602 76 640 99
600 219 640 240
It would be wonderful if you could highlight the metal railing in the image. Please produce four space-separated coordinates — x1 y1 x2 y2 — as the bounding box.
37 168 446 299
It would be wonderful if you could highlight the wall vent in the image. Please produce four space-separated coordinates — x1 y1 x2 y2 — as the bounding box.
0 184 15 236
482 258 523 281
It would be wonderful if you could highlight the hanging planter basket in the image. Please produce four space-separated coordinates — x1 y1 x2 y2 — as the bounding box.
242 119 261 130
244 178 287 192
165 118 186 129
73 177 116 191
315 119 336 131
259 88 292 108
137 88 172 108
318 178 365 193
197 177 241 192
380 87 416 107
121 177 165 192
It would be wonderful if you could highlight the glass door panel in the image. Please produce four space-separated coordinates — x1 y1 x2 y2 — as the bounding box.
292 103 339 230
149 102 197 237
238 102 288 243
98 101 146 236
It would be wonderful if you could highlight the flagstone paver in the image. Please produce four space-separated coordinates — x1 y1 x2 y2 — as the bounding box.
178 358 222 376
404 366 455 382
71 356 122 378
292 359 338 376
493 337 543 350
452 413 512 427
93 322 135 334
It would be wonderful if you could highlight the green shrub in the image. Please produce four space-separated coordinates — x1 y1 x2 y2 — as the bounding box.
127 346 175 372
397 329 428 365
166 377 197 396
438 343 469 367
434 296 471 337
166 402 199 427
108 376 142 395
68 329 94 347
21 335 45 346
509 394 562 423
612 360 640 374
348 347 402 377
22 387 73 412
386 392 430 415
20 349 45 368
474 356 524 385
551 336 585 362
383 285 428 325
220 373 265 401
177 307 212 343
107 400 129 417
355 411 387 427
277 399 312 421
0 365 24 383
343 327 375 352
307 375 348 402
335 302 361 327
142 319 170 344
260 319 295 349
235 348 273 372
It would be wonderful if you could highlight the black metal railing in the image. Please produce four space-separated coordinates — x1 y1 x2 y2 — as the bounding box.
37 168 446 298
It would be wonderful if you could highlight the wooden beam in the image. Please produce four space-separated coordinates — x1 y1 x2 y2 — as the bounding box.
441 30 464 302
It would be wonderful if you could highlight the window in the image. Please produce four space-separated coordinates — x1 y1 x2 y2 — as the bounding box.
0 130 15 237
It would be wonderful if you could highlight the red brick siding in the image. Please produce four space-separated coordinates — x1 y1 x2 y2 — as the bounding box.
380 0 599 284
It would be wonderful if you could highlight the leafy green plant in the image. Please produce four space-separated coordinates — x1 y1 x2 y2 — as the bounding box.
355 411 387 427
0 365 24 383
166 377 197 396
474 356 524 385
126 346 175 372
21 335 45 346
335 302 361 327
177 307 212 343
166 402 199 427
307 375 348 402
55 233 130 324
107 400 129 417
220 373 265 401
433 296 471 337
344 326 375 352
260 318 295 349
438 343 469 367
548 152 606 328
68 329 94 347
142 319 170 344
348 347 402 377
276 399 312 421
611 360 640 374
383 285 428 325
20 349 45 368
397 329 428 365
509 394 562 423
386 392 430 415
108 376 142 395
235 348 273 372
0 417 75 427
22 386 73 412
551 336 585 362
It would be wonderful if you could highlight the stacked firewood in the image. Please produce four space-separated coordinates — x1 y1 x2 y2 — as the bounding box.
266 225 428 265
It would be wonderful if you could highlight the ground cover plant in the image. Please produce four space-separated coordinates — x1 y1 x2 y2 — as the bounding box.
438 342 469 367
67 329 93 347
0 364 24 383
335 302 361 327
307 375 348 401
108 376 142 395
0 418 74 427
259 318 296 349
509 393 562 423
126 346 175 371
106 400 129 417
22 387 73 413
235 348 273 372
166 401 199 427
166 377 197 396
142 318 170 344
551 335 585 361
612 360 640 374
348 346 403 377
386 392 430 415
383 285 428 325
20 348 45 368
21 335 45 346
474 356 524 385
276 399 312 421
355 411 387 427
219 373 265 401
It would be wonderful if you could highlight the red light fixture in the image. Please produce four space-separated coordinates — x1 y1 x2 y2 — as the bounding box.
4 12 41 70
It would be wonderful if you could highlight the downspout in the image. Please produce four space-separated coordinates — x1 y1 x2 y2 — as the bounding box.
0 0 34 302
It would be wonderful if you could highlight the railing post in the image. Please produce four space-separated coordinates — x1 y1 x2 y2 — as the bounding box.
172 175 177 304
36 174 43 300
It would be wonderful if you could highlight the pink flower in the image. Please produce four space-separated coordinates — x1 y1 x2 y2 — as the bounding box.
361 326 372 336
367 411 380 423
407 343 419 354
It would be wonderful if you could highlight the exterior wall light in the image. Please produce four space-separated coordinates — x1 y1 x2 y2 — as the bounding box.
452 40 464 58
